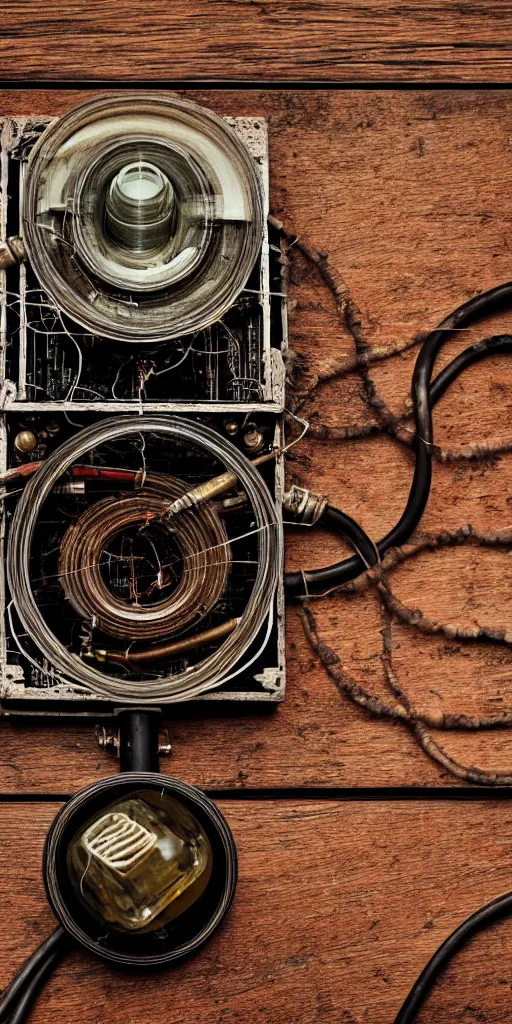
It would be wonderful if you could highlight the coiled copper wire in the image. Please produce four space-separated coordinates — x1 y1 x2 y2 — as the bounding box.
7 416 280 702
58 473 231 641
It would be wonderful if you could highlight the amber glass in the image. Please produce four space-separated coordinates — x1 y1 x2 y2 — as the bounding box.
67 788 213 932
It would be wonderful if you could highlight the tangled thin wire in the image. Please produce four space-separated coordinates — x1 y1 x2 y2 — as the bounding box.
7 416 280 702
273 215 512 464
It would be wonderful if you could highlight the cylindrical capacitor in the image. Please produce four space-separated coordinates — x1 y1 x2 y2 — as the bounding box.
53 482 86 496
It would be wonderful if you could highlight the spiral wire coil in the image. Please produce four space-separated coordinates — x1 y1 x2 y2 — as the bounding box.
7 416 280 702
58 472 231 641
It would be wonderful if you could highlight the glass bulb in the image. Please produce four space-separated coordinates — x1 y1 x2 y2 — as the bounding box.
67 789 212 932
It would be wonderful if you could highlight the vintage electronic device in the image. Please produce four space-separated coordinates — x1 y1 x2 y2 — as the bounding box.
0 93 287 714
3 90 512 1024
0 91 289 998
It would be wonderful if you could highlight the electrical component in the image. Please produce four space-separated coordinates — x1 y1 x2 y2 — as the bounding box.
13 429 37 453
68 790 213 932
4 88 510 1024
58 471 232 641
1 104 283 409
43 768 238 967
21 94 264 344
243 424 265 453
6 415 281 702
0 94 286 709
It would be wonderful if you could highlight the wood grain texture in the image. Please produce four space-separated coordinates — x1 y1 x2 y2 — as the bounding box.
3 2 512 82
3 799 512 1023
3 89 512 791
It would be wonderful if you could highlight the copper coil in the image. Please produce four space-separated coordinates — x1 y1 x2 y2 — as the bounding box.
8 415 279 701
58 472 231 641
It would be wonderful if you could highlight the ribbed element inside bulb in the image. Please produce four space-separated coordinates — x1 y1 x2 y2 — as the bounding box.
105 162 174 253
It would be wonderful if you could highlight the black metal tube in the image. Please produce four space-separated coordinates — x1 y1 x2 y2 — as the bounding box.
116 708 161 773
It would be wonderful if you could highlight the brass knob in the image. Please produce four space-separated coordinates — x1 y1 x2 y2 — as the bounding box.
14 430 38 453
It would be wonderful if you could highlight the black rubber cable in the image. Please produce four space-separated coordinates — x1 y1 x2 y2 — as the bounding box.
393 888 512 1022
6 944 66 1024
320 505 378 570
304 334 512 588
429 333 512 405
0 927 66 1021
285 303 512 596
283 323 512 1014
390 330 512 1019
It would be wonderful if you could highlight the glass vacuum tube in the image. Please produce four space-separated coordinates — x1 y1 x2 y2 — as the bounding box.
67 788 213 932
105 162 175 253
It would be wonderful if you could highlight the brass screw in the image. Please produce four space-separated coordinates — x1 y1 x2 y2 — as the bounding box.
14 430 38 453
158 729 172 756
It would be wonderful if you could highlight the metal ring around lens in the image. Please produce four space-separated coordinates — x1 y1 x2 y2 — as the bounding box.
22 93 264 343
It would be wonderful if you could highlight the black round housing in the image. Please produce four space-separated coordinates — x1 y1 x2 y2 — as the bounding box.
43 773 237 967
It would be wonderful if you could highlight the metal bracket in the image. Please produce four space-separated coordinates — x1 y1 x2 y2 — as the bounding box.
96 709 172 771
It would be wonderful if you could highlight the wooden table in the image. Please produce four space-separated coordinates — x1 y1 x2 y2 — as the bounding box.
2 43 512 1024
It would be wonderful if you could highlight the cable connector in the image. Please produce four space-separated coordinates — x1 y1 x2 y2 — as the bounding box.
283 485 328 525
165 451 278 521
165 469 239 519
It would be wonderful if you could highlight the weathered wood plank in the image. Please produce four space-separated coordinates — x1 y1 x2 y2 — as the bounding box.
2 2 512 82
3 89 512 791
2 799 512 1023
